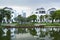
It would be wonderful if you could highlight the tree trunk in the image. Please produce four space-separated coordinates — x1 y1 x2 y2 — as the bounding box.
52 19 54 23
33 20 35 23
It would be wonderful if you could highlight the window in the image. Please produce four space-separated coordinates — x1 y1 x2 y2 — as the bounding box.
38 19 39 21
36 12 38 14
39 11 45 14
42 11 45 13
39 11 42 13
50 11 54 14
11 15 13 17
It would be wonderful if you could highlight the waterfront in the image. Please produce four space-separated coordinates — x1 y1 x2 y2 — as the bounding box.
2 27 60 40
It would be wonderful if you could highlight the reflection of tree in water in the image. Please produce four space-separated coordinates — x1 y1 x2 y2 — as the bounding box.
0 28 4 40
39 28 45 37
0 28 11 40
39 28 60 40
28 28 37 36
6 29 11 40
18 28 27 33
50 30 60 40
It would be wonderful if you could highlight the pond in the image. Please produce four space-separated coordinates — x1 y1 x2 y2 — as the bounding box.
1 28 60 40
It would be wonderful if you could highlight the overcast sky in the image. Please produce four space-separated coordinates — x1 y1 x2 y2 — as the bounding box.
0 0 60 16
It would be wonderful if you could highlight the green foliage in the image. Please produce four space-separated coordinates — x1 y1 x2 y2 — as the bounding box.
6 29 11 40
0 7 11 23
40 15 44 22
50 10 60 23
28 28 37 36
39 29 45 37
50 30 60 40
14 15 27 24
55 10 60 21
44 14 48 18
0 28 4 40
18 28 27 33
28 14 37 22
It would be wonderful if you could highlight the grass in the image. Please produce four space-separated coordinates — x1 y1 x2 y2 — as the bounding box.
37 22 60 26
1 22 60 27
46 23 60 26
16 22 34 26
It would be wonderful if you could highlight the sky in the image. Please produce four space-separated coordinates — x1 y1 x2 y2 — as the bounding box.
0 0 60 17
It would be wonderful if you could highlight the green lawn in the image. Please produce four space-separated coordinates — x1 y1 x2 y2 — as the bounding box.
1 22 60 27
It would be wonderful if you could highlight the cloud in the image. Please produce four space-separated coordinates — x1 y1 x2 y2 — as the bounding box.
0 0 60 7
0 0 60 17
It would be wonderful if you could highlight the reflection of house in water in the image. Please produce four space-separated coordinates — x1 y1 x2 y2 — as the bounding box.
3 28 16 39
2 28 60 40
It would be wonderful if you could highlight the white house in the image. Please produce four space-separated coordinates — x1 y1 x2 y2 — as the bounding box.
2 7 17 23
47 8 56 15
32 8 46 22
32 8 56 22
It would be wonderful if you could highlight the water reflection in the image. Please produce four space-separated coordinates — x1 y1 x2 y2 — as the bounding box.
0 28 60 40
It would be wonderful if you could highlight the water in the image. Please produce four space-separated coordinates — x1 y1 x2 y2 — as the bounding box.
1 28 60 40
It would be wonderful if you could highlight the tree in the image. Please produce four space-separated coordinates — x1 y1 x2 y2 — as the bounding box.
26 16 32 22
50 10 60 23
29 15 37 22
3 7 12 23
40 15 44 23
50 11 56 23
54 10 60 23
14 15 26 24
0 7 12 23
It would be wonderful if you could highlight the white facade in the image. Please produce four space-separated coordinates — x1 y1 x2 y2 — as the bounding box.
32 8 56 22
2 7 17 23
33 8 46 22
48 8 56 15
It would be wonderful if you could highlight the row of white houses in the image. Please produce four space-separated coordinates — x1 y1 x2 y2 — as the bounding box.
2 7 26 23
32 8 56 22
2 7 56 23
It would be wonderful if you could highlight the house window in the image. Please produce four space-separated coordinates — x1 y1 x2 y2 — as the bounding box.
50 11 54 14
11 15 13 17
42 11 45 13
36 12 38 14
39 11 41 13
38 19 39 21
39 11 45 14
